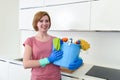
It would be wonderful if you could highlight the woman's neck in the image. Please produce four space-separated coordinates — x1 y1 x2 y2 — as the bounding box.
35 32 51 42
37 32 49 38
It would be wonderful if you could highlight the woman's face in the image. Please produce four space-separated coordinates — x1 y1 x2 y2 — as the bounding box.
37 15 50 32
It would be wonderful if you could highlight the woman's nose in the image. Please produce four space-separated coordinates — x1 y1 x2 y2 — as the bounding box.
43 21 47 25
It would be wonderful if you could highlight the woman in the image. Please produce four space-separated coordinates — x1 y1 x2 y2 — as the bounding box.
23 11 63 80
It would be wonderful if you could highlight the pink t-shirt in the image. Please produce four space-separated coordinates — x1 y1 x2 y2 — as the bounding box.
23 36 61 80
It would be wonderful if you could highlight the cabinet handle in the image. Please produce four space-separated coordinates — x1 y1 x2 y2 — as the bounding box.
0 59 6 62
9 62 22 66
61 73 79 79
92 0 99 1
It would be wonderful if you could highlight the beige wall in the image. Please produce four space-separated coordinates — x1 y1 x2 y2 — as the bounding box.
0 0 20 57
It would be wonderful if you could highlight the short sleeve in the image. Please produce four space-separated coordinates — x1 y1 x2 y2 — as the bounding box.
23 37 33 47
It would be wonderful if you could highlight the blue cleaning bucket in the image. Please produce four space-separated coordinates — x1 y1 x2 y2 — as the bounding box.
53 42 81 68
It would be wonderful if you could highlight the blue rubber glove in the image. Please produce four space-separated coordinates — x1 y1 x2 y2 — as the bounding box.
48 50 63 63
68 57 83 70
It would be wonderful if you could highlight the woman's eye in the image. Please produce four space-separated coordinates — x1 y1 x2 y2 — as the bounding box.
39 20 49 23
45 20 49 22
39 20 43 22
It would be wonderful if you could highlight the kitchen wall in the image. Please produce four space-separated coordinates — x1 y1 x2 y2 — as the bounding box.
20 30 120 69
0 0 21 58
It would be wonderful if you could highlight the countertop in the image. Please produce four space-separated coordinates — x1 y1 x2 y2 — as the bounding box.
0 54 94 79
0 53 23 65
1 54 119 80
0 53 107 80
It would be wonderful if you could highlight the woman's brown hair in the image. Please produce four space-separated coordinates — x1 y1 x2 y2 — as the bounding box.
32 11 51 31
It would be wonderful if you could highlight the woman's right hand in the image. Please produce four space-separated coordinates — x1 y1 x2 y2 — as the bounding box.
48 50 63 63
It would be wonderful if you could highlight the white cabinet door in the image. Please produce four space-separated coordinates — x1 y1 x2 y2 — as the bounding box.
19 7 45 30
20 0 44 8
0 60 9 80
90 0 120 31
45 2 91 30
8 62 31 80
45 0 90 6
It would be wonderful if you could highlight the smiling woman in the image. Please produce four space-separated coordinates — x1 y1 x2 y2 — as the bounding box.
23 11 63 80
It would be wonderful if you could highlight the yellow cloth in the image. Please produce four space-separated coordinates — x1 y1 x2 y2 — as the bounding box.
53 38 61 50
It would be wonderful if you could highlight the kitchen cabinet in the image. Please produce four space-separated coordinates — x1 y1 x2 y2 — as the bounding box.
8 62 31 80
19 7 45 30
19 0 44 8
19 1 91 30
45 0 90 6
0 59 9 80
45 2 91 30
90 0 120 31
19 2 91 31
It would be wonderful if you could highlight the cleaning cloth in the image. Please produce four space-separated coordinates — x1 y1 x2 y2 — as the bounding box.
53 38 61 50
